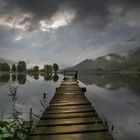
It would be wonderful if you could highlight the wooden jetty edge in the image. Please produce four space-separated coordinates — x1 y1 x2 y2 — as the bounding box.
27 71 114 140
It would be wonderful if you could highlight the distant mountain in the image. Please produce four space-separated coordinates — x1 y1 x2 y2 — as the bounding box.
67 47 140 71
0 58 17 65
68 59 94 70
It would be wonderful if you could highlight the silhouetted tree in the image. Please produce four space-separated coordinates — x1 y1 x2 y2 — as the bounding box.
44 65 53 74
11 64 16 72
17 61 26 72
33 66 39 72
0 63 10 72
53 63 59 73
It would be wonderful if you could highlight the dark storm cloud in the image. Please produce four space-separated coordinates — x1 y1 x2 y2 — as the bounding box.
0 0 140 67
2 0 59 18
127 34 140 42
1 0 140 30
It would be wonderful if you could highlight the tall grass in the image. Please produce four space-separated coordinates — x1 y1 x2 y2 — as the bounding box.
0 85 33 140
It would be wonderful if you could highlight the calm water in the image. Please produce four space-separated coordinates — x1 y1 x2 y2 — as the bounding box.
0 73 140 140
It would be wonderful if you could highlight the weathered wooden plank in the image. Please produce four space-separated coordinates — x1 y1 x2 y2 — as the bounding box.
44 110 95 114
30 123 108 135
55 91 84 95
37 117 102 127
50 94 86 100
50 102 91 106
41 112 95 120
27 132 113 140
50 99 90 104
46 104 93 110
45 107 95 114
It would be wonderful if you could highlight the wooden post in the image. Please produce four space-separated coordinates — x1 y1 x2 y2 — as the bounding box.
75 71 78 80
29 107 33 131
30 108 32 122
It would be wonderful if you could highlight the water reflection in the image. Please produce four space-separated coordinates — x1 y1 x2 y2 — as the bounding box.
12 74 16 82
53 74 59 82
0 74 10 82
34 73 39 80
44 74 52 81
78 73 140 93
0 73 59 84
17 74 27 85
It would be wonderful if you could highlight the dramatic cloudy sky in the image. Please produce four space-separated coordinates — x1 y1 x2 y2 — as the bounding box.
0 0 140 68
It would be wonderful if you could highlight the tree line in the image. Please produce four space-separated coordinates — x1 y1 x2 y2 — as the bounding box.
0 61 26 72
0 61 59 73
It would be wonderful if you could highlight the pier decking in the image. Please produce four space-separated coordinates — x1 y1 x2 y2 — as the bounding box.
27 71 114 140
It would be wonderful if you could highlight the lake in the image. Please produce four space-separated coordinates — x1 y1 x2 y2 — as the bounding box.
0 73 140 140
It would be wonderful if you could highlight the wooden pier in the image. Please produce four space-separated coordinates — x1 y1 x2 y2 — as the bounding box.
27 71 114 140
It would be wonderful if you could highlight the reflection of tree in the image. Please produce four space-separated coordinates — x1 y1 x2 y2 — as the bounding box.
34 73 39 80
44 74 52 81
17 74 26 85
53 74 59 82
0 74 10 83
12 74 16 82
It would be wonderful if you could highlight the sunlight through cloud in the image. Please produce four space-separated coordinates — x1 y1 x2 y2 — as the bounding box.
39 9 76 31
14 36 23 41
0 13 32 30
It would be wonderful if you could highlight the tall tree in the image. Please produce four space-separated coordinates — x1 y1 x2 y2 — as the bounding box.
53 63 59 73
0 63 10 72
33 66 39 72
17 61 26 72
44 65 53 74
11 64 16 72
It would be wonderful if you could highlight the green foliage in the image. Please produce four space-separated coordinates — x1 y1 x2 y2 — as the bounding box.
0 118 31 140
0 120 15 140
